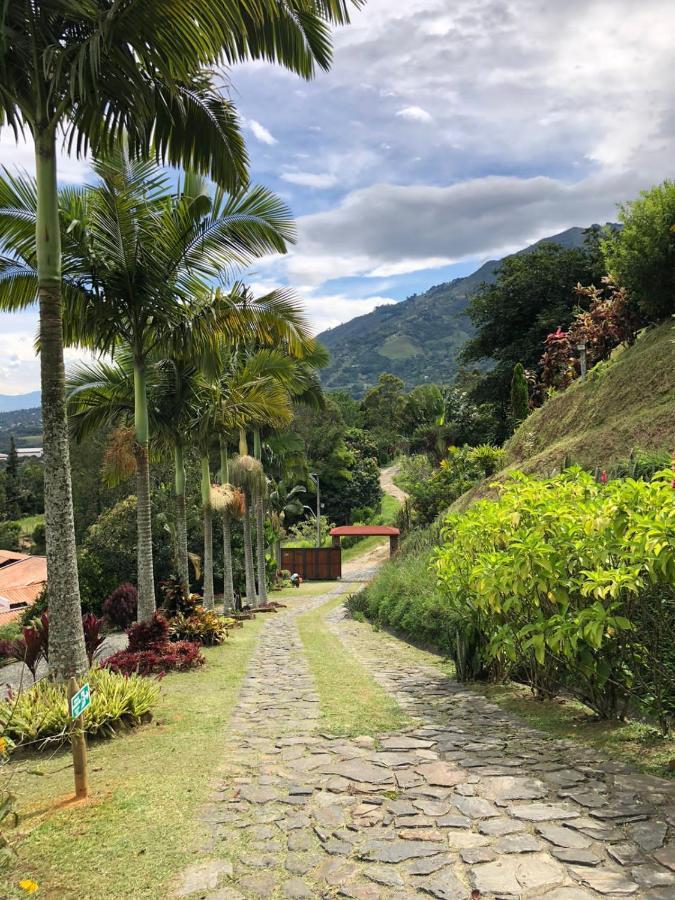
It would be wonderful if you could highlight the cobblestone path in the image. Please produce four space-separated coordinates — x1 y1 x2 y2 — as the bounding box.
176 587 675 900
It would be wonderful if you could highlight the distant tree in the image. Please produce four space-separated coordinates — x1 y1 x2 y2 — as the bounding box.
6 437 18 478
0 520 21 551
330 390 364 428
602 181 675 321
362 374 407 461
510 363 530 428
462 240 604 437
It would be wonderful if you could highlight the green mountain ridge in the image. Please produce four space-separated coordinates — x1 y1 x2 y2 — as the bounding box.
317 225 612 395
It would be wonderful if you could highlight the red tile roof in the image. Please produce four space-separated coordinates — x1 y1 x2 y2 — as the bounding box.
0 552 47 623
329 525 400 536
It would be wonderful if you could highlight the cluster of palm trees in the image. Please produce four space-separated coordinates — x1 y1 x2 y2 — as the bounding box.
0 0 362 681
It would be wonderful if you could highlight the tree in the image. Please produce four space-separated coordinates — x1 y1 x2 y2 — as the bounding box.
602 181 675 321
362 374 406 460
6 437 18 478
0 0 362 678
510 363 529 428
4 436 21 519
462 240 604 439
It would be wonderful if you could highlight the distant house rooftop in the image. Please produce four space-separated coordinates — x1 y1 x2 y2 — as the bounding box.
0 551 47 623
0 447 43 461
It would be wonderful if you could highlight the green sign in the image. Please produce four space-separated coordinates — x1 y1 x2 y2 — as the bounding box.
70 683 91 719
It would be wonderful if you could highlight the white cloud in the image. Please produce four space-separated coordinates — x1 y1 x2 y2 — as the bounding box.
395 106 434 124
0 131 89 183
281 172 338 189
247 119 278 146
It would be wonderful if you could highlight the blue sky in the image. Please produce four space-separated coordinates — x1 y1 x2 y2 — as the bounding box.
1 0 673 392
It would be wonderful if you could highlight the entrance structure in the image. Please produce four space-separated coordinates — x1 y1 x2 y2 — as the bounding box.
329 525 400 558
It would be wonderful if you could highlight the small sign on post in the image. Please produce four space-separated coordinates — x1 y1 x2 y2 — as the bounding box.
67 677 89 800
70 682 91 719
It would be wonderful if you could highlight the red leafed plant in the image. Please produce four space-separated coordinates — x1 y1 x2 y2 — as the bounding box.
127 612 170 651
103 641 204 677
0 621 47 681
82 613 105 666
102 583 138 630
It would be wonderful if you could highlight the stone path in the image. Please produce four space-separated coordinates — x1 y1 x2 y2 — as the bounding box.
176 587 675 900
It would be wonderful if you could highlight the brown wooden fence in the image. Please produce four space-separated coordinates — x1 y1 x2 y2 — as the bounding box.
280 547 341 580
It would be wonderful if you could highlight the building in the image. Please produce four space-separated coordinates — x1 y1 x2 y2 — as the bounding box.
0 550 47 624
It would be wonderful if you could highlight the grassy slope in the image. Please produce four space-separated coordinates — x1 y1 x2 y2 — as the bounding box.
452 320 675 512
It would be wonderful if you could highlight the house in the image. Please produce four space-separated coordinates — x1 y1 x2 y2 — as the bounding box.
0 550 47 624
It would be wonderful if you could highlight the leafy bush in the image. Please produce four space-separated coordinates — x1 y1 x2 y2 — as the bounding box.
104 641 204 677
31 521 46 554
0 522 20 552
0 620 48 681
127 612 170 651
19 585 48 626
0 668 159 747
169 608 230 646
102 583 138 630
434 468 675 728
159 575 193 616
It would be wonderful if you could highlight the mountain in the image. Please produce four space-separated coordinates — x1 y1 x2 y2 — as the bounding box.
0 391 41 412
317 226 609 396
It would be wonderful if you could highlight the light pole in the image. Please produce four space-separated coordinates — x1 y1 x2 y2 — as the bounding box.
309 472 321 548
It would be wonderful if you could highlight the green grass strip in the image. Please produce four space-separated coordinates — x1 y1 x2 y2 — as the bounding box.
5 616 266 900
297 594 408 737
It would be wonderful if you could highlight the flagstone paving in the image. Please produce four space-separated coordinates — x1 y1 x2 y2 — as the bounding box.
175 587 675 899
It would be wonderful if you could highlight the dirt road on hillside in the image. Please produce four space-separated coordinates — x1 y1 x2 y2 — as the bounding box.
379 463 408 503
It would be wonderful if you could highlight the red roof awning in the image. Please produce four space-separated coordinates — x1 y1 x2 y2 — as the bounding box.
329 525 400 537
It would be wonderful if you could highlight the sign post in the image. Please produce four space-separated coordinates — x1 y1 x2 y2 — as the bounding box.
67 677 90 799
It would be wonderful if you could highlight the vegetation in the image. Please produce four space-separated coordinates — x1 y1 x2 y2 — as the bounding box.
3 618 265 899
0 669 159 746
297 594 408 736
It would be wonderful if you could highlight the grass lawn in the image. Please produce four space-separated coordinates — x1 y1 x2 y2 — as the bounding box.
2 615 265 900
297 594 408 737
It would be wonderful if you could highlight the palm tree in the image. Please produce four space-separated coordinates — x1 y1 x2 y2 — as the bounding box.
0 0 363 678
1 154 296 620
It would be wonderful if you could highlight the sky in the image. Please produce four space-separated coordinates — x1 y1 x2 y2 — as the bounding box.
1 0 674 393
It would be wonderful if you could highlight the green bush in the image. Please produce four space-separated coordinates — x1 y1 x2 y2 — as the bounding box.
0 668 160 748
435 468 675 729
0 522 20 552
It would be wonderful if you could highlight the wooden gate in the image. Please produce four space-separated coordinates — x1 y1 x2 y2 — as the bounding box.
280 547 341 580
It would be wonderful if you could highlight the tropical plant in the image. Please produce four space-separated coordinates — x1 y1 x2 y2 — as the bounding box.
211 481 245 610
102 584 138 631
229 453 267 606
103 641 204 677
169 609 230 646
510 363 529 427
0 668 159 747
0 0 362 678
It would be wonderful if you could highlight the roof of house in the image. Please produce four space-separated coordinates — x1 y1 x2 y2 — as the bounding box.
329 525 400 537
0 552 47 623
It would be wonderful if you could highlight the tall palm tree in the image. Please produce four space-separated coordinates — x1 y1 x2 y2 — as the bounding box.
1 155 296 620
0 0 363 679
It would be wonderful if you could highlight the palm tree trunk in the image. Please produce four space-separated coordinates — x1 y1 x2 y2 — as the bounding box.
201 454 214 609
133 360 155 620
220 439 235 611
254 491 268 605
174 442 190 593
242 494 257 606
252 430 268 605
35 129 88 680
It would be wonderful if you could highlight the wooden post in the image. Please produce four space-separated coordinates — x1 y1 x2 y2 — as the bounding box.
67 677 89 799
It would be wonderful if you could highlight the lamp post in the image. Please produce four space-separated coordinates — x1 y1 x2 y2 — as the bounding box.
309 472 321 548
576 341 588 377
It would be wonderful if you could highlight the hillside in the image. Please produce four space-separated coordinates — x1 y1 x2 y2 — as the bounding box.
317 226 607 395
0 391 41 412
0 407 42 453
451 319 675 511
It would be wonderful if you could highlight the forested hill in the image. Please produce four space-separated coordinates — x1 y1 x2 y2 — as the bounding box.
317 226 607 396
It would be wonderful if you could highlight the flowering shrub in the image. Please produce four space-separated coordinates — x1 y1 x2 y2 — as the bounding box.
127 612 170 651
102 583 138 630
169 608 230 646
538 278 642 393
434 468 675 730
104 641 204 677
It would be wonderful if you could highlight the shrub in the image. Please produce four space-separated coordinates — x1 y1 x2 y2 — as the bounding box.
127 612 170 651
102 583 138 630
169 608 229 646
159 575 194 617
82 613 104 666
103 641 204 677
19 585 48 626
0 620 48 681
435 468 675 727
0 522 20 552
0 668 159 747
